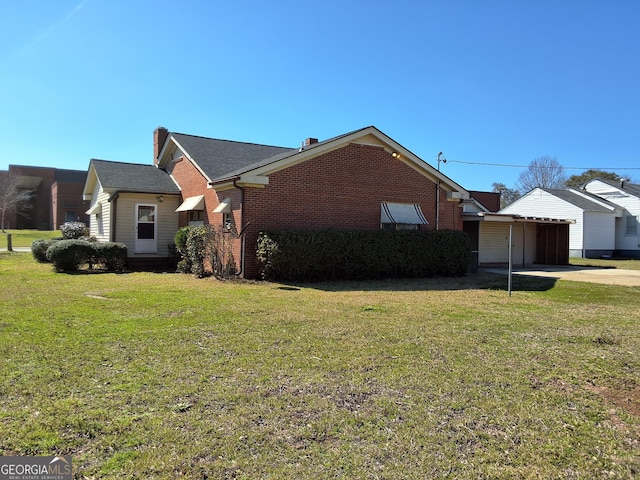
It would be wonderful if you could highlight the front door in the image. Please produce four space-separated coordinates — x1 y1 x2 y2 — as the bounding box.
135 204 157 253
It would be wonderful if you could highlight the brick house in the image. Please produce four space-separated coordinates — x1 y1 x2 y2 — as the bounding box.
83 126 471 277
156 125 470 278
1 165 89 230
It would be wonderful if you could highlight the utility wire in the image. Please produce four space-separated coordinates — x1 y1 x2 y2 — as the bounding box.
444 159 640 170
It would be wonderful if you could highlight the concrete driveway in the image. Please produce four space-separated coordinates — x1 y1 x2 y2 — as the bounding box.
480 265 640 287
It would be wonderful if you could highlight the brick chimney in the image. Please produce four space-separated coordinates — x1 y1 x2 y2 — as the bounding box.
305 137 318 146
153 126 169 165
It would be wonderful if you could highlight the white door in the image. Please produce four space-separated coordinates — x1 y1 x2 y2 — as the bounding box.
135 204 157 253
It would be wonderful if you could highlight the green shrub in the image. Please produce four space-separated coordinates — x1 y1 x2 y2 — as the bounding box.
174 227 193 273
92 242 127 271
42 240 127 272
257 229 470 282
31 238 60 263
46 239 94 272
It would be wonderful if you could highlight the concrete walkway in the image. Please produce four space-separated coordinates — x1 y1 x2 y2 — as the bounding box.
480 265 640 287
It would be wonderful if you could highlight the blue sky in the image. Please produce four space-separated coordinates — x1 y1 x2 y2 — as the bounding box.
1 0 638 191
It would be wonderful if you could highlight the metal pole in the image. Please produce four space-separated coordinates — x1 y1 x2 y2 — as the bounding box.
508 224 513 297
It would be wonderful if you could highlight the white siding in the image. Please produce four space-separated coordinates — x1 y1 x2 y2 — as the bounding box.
88 180 111 243
583 212 615 250
479 222 510 263
114 193 180 257
585 180 640 251
501 188 584 250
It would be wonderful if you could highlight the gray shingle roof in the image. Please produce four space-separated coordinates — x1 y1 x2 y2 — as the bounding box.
170 133 295 181
543 188 616 212
169 126 375 182
91 159 180 193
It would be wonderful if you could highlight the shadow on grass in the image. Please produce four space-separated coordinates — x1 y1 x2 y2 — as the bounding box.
275 272 558 293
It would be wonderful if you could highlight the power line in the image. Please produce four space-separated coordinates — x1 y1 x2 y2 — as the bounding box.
444 159 640 170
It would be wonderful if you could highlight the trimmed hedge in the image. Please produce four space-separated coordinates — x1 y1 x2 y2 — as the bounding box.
42 239 128 272
257 229 470 282
31 238 61 263
46 239 94 272
92 242 128 271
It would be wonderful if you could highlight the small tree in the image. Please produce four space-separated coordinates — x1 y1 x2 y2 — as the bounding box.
516 156 567 193
0 171 34 232
491 182 521 209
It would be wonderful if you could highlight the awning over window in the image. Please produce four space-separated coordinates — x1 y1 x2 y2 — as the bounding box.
86 202 102 215
212 197 231 213
175 195 205 212
381 202 429 224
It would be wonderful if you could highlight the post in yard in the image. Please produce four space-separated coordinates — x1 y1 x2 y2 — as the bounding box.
7 233 12 252
508 224 513 297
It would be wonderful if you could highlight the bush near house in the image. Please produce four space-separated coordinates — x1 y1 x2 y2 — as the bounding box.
257 229 470 282
175 225 237 279
37 239 127 272
31 238 61 263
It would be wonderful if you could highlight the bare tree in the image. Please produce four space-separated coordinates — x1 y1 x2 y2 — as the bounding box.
516 156 567 192
0 171 33 232
492 182 521 209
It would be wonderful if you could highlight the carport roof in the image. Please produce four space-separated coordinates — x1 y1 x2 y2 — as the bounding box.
469 212 574 224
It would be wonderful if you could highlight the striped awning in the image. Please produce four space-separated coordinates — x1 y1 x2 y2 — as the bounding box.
381 202 429 224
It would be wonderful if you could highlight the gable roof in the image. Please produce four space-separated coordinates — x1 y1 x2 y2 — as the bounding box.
589 178 640 198
168 133 293 182
83 159 180 197
158 126 469 196
541 188 619 213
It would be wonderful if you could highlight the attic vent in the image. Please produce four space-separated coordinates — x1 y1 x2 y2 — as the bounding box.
305 137 318 146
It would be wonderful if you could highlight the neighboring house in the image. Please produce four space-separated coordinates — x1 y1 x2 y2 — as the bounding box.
82 159 181 269
156 125 471 278
499 187 622 258
462 193 571 267
584 179 640 258
1 165 89 230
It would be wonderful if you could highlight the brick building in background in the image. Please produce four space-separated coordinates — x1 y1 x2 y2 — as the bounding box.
1 165 88 230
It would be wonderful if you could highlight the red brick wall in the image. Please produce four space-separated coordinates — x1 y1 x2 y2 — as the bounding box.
234 143 463 278
52 182 90 227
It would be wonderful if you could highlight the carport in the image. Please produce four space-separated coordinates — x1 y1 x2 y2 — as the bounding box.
463 213 572 269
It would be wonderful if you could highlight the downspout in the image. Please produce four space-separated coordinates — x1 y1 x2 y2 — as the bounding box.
233 179 246 277
436 181 440 230
108 192 119 242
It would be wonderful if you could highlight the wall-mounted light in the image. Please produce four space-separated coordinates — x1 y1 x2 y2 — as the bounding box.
391 152 400 159
157 196 164 203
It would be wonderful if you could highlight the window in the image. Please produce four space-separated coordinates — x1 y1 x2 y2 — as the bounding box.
380 202 428 229
65 211 76 222
626 215 638 236
188 210 204 226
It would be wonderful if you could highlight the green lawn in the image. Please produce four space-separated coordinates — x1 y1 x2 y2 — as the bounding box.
0 252 638 478
571 256 640 271
1 229 61 248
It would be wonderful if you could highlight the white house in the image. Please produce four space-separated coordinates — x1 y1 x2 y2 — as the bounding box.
499 187 621 258
584 179 640 258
